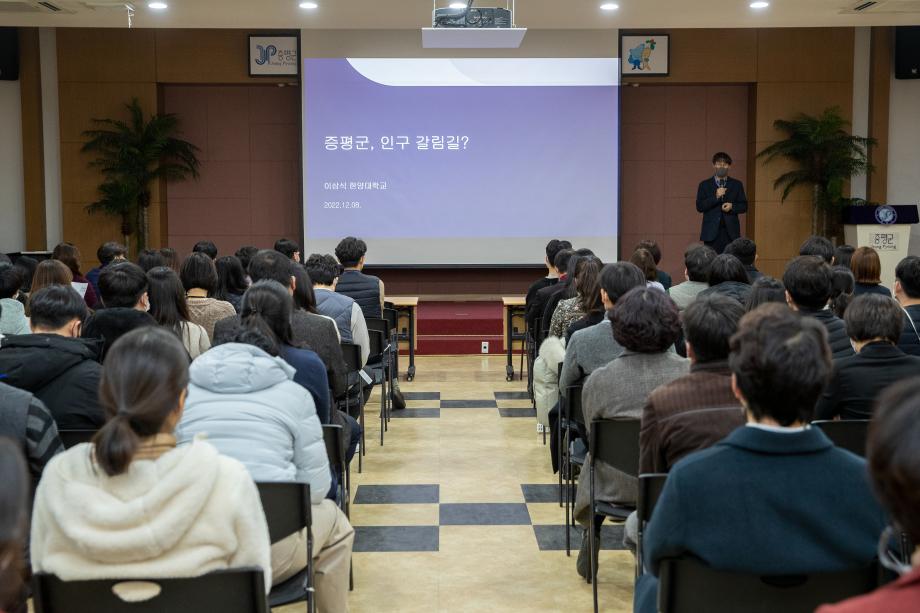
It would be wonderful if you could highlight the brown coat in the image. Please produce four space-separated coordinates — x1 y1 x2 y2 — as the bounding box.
639 361 745 474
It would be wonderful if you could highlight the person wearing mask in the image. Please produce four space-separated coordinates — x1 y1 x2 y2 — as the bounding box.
86 241 126 297
0 265 29 335
695 152 748 254
334 236 384 319
851 246 892 297
306 254 370 365
783 255 854 359
670 244 717 311
180 252 237 343
52 242 98 309
895 255 920 356
214 255 249 313
82 262 157 359
146 266 210 359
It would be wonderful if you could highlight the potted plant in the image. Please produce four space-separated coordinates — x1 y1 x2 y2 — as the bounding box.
82 98 200 254
757 107 875 240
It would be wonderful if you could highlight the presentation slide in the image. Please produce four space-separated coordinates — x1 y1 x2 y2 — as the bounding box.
302 57 619 265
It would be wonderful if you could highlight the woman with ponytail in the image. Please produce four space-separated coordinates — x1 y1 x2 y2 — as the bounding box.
29 326 272 591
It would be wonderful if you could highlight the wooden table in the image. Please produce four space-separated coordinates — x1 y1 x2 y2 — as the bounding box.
502 296 527 382
388 296 418 381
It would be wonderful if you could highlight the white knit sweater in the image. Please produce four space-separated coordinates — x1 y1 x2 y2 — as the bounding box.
30 437 272 592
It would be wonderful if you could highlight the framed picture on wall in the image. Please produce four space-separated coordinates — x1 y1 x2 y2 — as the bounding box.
248 34 300 77
620 33 669 76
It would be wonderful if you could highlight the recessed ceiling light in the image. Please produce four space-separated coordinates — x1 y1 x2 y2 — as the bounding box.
750 1 769 8
147 1 167 9
299 1 318 8
448 2 467 8
600 2 619 9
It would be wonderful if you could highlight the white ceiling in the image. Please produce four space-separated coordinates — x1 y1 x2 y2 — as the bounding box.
0 0 919 29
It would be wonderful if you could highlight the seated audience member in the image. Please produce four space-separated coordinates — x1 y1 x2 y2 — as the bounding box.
274 238 302 263
724 237 762 283
31 327 272 591
13 255 38 297
818 379 920 613
192 239 218 260
851 246 891 297
698 253 752 304
542 249 595 334
53 242 98 309
565 257 607 342
0 265 30 335
527 248 575 332
26 259 73 315
550 256 603 338
630 248 665 292
783 255 855 359
215 255 248 313
235 245 259 282
636 240 672 291
158 247 179 272
306 254 369 364
86 241 126 296
833 244 855 269
0 379 63 491
0 286 104 430
146 266 210 359
829 265 856 319
799 235 835 263
0 440 29 613
136 248 166 272
289 265 325 323
574 287 688 577
815 293 920 420
180 252 236 343
669 245 717 311
334 236 384 319
895 255 920 356
178 326 354 603
634 304 887 613
82 262 156 359
745 276 786 311
526 239 571 308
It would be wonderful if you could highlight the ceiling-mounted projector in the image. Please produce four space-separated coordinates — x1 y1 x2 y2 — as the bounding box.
423 1 526 48
433 4 512 28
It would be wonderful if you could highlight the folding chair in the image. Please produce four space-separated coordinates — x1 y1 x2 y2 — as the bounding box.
57 429 98 449
366 317 396 418
32 569 269 613
811 419 870 457
322 424 348 517
636 473 668 577
366 329 389 445
339 342 365 473
561 384 587 555
657 557 882 613
256 482 314 612
382 307 400 378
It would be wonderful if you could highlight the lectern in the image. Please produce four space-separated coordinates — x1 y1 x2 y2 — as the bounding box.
843 205 919 289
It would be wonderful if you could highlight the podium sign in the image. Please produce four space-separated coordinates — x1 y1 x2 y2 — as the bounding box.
843 205 919 290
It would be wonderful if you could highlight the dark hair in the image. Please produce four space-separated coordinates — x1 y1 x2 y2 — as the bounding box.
238 280 295 355
274 238 300 260
684 294 745 362
12 256 37 293
724 237 757 266
0 439 28 611
829 265 855 319
630 248 657 282
248 249 294 287
729 303 831 425
610 287 681 353
235 246 259 272
158 247 179 272
335 236 368 267
574 256 604 314
685 244 717 282
896 256 920 299
99 262 148 308
575 248 595 257
833 244 855 269
599 262 646 304
799 235 834 263
851 246 882 285
30 259 73 299
867 379 920 544
845 294 904 344
180 252 219 294
554 248 575 274
96 241 127 266
146 266 192 337
52 242 83 276
214 256 248 302
136 249 166 273
546 239 572 266
192 240 218 259
28 285 87 330
783 256 832 310
0 264 22 300
708 254 749 286
93 327 190 477
635 240 662 265
304 253 339 286
712 151 732 165
745 276 786 311
291 265 317 313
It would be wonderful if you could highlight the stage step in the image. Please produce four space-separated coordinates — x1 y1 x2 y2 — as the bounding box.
416 334 506 355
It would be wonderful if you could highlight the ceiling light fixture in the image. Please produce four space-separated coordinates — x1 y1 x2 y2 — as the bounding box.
750 1 769 8
448 2 467 8
299 1 318 8
147 1 167 9
600 2 619 9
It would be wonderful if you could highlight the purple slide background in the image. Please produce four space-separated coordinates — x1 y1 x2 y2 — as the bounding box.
304 59 618 240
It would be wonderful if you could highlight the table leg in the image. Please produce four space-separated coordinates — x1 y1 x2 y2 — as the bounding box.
407 306 416 381
506 305 514 381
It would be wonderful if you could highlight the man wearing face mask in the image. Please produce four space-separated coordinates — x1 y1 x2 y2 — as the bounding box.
81 261 157 360
696 152 748 254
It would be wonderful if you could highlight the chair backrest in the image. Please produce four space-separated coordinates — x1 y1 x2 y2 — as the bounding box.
32 569 268 613
638 473 668 524
366 318 390 348
589 419 641 477
256 482 311 543
322 424 345 475
564 384 585 424
368 329 385 356
811 420 870 457
340 342 361 372
382 309 399 335
657 558 881 613
58 429 98 449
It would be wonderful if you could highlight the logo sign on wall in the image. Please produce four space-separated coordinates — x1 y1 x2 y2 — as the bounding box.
249 35 300 77
620 33 670 77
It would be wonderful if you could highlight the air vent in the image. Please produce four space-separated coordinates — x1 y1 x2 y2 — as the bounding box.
842 0 920 12
0 0 78 13
852 1 878 9
37 0 61 10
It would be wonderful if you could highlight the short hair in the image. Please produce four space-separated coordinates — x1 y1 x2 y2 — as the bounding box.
158 247 179 272
554 249 575 273
248 249 294 288
712 151 732 165
98 262 148 308
192 240 218 260
868 378 920 545
724 238 757 266
546 239 572 265
833 244 855 269
304 253 339 286
179 252 219 294
52 242 83 276
685 244 717 282
683 294 745 362
745 276 786 312
829 265 855 319
274 238 301 260
896 255 920 298
574 256 604 314
783 256 832 310
799 236 834 264
729 303 831 425
335 236 367 267
708 254 749 286
845 294 904 344
629 248 657 282
96 241 127 266
575 248 595 257
599 262 646 304
28 285 87 330
850 246 882 285
235 246 259 272
136 249 165 272
635 240 662 265
0 264 22 300
610 287 681 353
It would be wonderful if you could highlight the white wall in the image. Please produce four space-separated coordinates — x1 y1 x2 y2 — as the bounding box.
888 73 920 254
0 80 25 254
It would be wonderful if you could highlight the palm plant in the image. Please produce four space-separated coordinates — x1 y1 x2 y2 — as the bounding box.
757 107 875 238
82 98 200 253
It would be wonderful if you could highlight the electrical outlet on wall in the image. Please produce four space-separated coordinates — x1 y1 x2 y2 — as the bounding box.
481 341 489 354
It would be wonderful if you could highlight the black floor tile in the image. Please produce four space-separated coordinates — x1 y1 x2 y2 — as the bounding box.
439 503 532 526
403 392 441 400
532 524 627 551
354 484 440 504
499 407 537 418
390 408 440 418
521 484 562 503
353 526 440 552
441 400 498 409
494 391 530 400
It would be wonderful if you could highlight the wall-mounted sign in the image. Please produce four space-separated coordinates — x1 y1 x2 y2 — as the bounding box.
249 35 300 77
620 33 670 77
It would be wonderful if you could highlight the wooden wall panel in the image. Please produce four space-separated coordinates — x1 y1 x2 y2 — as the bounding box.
868 26 891 204
155 30 295 84
622 29 758 84
18 27 45 250
56 29 156 83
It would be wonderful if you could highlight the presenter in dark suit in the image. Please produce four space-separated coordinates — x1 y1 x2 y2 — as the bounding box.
696 152 748 254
